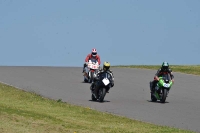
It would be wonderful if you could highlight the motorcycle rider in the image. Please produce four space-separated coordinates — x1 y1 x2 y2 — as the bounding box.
90 62 114 99
82 48 101 73
150 61 174 93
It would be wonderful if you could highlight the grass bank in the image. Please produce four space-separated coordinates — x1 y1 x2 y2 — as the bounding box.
0 83 194 133
114 65 200 76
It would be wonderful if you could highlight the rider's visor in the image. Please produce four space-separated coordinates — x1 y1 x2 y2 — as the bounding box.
92 52 97 55
163 66 168 69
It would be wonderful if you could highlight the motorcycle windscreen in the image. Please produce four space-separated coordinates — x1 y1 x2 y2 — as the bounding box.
162 74 171 83
158 74 172 88
89 59 98 63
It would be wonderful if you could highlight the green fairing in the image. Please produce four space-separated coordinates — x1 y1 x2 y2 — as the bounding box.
158 76 173 88
155 92 161 100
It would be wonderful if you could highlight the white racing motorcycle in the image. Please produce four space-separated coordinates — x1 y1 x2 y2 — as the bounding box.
83 60 100 83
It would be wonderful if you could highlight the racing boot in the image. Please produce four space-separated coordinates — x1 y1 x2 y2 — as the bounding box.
90 83 94 91
94 85 99 100
82 63 87 73
106 88 110 93
150 81 155 93
82 67 85 73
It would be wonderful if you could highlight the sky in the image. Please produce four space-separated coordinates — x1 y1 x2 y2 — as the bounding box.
0 0 200 66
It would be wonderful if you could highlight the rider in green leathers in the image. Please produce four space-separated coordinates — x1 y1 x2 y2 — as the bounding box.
150 61 174 93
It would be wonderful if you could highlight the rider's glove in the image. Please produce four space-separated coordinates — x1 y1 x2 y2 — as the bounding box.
111 83 114 87
111 81 114 87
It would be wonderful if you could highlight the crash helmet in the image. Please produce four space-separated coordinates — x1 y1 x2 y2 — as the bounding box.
91 48 97 57
161 61 169 71
103 62 110 71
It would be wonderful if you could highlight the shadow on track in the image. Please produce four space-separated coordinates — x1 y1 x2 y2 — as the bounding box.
81 81 89 83
88 100 110 103
146 100 169 104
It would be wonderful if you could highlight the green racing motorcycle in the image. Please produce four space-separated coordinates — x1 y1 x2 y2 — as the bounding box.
150 74 173 103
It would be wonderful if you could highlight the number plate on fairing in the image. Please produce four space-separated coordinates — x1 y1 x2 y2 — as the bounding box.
163 83 170 88
102 78 110 86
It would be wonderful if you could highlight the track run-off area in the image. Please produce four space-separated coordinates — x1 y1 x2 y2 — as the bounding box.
0 66 199 132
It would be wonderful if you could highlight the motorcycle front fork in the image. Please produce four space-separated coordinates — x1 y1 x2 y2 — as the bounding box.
155 89 169 99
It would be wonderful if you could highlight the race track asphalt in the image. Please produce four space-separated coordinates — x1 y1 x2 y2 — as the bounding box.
0 66 199 132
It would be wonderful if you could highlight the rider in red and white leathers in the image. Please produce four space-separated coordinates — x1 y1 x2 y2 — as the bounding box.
82 48 101 73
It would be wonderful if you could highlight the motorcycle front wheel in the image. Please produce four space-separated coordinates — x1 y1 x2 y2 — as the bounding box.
160 89 167 103
99 88 106 102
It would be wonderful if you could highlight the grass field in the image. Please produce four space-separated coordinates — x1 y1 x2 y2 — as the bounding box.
114 65 200 76
0 82 195 133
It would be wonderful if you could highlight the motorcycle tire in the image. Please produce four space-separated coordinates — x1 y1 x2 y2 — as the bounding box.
99 88 106 102
89 71 94 83
161 89 167 103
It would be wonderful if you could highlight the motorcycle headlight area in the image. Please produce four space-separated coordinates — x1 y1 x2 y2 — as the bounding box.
163 83 170 88
102 78 110 86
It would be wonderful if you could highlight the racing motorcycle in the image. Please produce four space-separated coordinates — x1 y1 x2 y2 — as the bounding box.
91 71 112 102
150 74 173 103
83 59 100 83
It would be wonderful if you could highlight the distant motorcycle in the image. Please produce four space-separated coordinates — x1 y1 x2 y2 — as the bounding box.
150 74 173 103
83 60 100 83
91 71 112 102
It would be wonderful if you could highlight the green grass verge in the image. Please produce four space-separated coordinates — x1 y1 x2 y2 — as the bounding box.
0 83 194 133
114 65 200 76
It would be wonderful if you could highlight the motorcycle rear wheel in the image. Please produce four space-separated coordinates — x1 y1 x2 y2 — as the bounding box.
89 71 94 83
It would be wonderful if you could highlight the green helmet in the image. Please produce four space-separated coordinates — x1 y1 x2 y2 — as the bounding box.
161 61 169 71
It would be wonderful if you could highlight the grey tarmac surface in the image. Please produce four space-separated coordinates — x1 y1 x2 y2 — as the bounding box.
0 66 199 132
